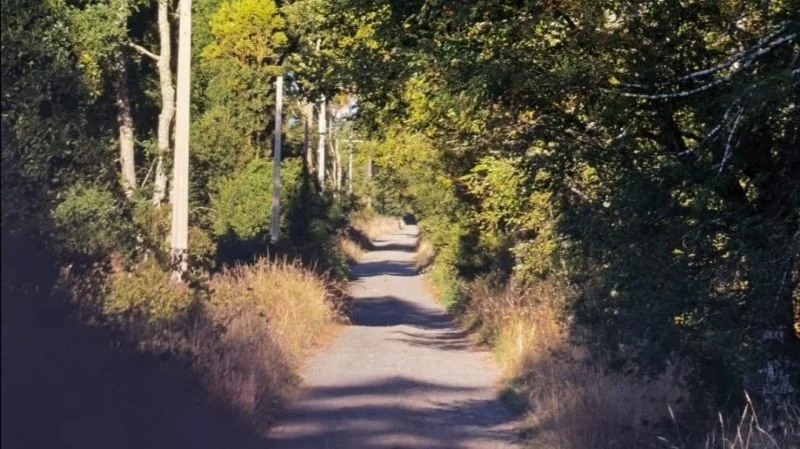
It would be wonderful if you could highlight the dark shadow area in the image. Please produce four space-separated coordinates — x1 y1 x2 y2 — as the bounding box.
351 260 418 278
350 232 419 253
302 377 478 400
349 295 453 329
370 241 418 252
1 278 269 449
266 376 519 449
388 328 474 352
402 213 417 225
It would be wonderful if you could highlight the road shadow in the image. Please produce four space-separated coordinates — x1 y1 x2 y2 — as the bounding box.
1 293 270 449
388 328 475 352
351 260 418 278
267 376 519 449
349 295 453 329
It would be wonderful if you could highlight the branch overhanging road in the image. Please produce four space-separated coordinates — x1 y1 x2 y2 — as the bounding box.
267 225 521 449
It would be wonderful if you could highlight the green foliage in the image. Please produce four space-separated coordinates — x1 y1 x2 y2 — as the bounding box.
188 226 217 274
213 159 273 241
329 0 800 412
202 0 287 69
66 0 129 96
104 258 192 323
212 157 305 241
51 184 130 257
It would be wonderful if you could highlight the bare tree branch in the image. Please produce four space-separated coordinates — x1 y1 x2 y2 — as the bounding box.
618 32 797 100
126 41 159 61
677 22 791 82
716 106 743 176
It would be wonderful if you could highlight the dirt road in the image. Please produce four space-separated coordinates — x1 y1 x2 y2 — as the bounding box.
266 225 520 449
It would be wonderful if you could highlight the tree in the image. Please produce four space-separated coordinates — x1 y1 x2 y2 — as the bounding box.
128 0 175 205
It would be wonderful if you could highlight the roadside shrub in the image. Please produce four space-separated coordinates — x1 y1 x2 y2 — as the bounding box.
51 184 129 257
213 158 304 243
104 258 192 325
188 225 216 275
349 210 401 243
459 278 686 449
196 258 337 423
213 159 272 241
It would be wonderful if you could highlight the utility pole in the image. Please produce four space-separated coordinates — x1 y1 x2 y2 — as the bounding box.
301 101 314 175
270 74 283 244
366 154 373 210
338 139 363 195
170 0 191 279
348 144 353 194
317 97 326 190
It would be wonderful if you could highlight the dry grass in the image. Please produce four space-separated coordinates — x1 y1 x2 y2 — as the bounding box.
349 211 402 242
192 258 338 426
338 234 364 263
415 239 435 270
338 211 403 262
461 279 685 449
58 255 343 430
661 396 800 449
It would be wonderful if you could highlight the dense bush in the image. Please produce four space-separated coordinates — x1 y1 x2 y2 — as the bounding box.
104 259 192 325
51 185 130 258
194 258 337 423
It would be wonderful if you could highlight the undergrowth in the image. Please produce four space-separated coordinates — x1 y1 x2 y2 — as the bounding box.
445 276 799 449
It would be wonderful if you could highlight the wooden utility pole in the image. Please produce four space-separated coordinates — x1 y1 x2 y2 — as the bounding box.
270 74 283 244
170 0 191 278
338 139 362 194
366 155 374 210
301 101 314 175
335 138 342 192
317 97 327 190
348 144 353 194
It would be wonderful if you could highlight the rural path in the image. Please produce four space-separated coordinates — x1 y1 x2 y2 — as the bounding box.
266 225 520 449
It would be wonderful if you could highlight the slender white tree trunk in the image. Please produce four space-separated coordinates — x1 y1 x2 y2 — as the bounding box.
348 145 353 194
335 137 342 192
153 0 175 205
115 52 136 198
317 97 326 190
366 155 373 210
270 75 283 244
170 0 191 278
301 101 314 175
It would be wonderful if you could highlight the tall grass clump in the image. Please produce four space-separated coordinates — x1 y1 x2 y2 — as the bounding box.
57 252 340 428
459 278 686 449
194 258 338 424
660 395 799 449
349 210 401 243
337 211 402 262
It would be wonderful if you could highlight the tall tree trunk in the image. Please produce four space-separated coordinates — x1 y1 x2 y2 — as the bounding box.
153 0 175 205
170 0 191 278
335 136 342 192
317 97 326 190
115 52 136 198
301 101 314 176
348 145 353 194
366 154 373 210
270 74 283 244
